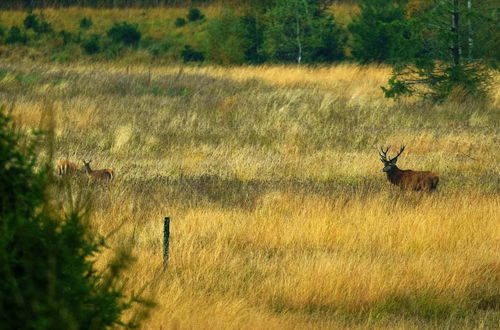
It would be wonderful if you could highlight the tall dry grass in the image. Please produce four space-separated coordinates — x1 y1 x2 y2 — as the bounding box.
1 59 499 328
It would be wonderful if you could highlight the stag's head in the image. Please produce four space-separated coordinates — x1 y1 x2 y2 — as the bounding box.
379 146 405 172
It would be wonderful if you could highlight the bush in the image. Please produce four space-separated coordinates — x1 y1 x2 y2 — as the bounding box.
59 29 74 45
187 8 204 22
174 17 187 27
0 25 5 39
5 26 28 44
23 13 53 34
181 45 205 62
107 22 141 47
79 17 93 30
23 13 38 30
36 21 53 34
82 34 101 54
0 107 145 328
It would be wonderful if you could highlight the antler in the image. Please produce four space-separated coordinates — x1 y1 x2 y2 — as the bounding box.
389 145 405 162
379 146 390 162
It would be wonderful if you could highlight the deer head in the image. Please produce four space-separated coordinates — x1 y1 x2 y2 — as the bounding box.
82 159 92 172
379 145 405 172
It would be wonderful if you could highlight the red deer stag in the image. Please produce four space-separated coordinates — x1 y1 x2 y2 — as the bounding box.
57 159 82 176
82 159 114 182
379 146 439 191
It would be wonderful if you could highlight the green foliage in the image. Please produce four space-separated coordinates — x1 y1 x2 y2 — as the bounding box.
469 0 500 68
23 13 53 34
205 9 250 65
0 25 5 39
149 42 171 58
187 8 205 22
141 36 171 58
263 0 345 63
0 107 145 329
23 13 38 30
381 75 410 98
82 33 101 54
239 13 265 64
308 12 346 62
174 17 187 28
5 26 28 44
181 45 205 62
383 0 494 102
59 30 75 45
107 22 141 47
79 17 93 30
348 0 409 63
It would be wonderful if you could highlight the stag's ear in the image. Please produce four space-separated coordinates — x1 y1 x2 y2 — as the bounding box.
391 158 398 164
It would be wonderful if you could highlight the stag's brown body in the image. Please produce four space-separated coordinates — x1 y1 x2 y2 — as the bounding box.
57 159 82 176
385 167 439 191
380 146 439 192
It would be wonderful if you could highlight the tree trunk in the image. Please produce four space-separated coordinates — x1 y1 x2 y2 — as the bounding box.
467 0 473 61
451 0 461 66
296 15 302 64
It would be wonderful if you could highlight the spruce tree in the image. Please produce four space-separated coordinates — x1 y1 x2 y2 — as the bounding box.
383 0 494 102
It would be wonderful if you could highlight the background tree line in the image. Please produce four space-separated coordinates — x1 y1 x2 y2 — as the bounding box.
0 0 349 10
0 0 498 101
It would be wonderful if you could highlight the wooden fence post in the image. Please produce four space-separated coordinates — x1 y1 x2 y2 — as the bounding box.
163 217 170 268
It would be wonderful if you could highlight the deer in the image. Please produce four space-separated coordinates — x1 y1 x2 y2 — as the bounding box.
57 159 82 176
379 146 439 191
82 159 114 182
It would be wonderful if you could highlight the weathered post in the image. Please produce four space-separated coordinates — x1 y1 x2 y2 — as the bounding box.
163 217 170 268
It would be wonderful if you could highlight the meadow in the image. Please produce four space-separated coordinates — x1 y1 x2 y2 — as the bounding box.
0 4 358 64
1 56 499 329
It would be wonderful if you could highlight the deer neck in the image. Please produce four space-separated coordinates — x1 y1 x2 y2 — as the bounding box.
385 166 403 184
84 164 92 174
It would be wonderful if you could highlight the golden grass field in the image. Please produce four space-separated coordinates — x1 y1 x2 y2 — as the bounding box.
1 56 499 329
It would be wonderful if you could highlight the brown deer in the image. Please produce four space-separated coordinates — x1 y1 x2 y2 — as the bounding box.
57 159 82 176
82 159 114 182
379 146 439 191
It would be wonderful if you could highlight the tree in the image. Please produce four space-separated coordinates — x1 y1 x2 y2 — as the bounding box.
205 9 265 65
0 106 148 329
263 0 345 64
383 0 494 102
205 9 251 65
348 0 409 63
